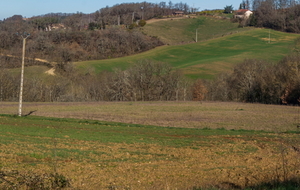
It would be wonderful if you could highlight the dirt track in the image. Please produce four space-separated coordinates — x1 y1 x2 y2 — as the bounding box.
0 54 56 75
146 16 187 24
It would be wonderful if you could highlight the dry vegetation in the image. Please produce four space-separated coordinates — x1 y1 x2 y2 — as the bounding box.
1 133 299 189
1 101 299 131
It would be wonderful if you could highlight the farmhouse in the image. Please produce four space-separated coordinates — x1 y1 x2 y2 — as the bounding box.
173 11 184 16
234 9 253 19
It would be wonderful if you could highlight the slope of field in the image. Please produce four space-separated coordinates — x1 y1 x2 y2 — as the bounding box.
0 109 299 189
143 16 251 45
76 28 299 79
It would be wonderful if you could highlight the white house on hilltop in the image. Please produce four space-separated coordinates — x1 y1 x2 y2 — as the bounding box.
234 9 253 19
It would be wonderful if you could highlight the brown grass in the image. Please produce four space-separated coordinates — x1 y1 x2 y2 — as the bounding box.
0 101 299 189
0 132 299 189
1 101 299 132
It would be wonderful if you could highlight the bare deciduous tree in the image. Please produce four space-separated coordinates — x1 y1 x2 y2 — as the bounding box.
192 79 207 101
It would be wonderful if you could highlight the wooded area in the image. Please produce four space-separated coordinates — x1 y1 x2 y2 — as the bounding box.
237 0 300 33
0 1 197 63
0 17 162 63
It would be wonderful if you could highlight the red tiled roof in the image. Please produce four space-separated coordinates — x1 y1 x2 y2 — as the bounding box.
236 9 250 13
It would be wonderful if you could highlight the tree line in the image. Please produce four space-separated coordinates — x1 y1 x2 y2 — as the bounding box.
204 37 300 105
0 60 206 102
93 1 197 29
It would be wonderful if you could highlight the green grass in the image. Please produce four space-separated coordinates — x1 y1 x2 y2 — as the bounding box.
0 114 259 163
0 113 297 164
1 113 295 155
0 114 264 147
76 28 299 79
143 16 250 45
0 114 275 165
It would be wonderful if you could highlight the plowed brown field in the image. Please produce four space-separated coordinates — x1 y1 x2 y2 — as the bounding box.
0 101 299 189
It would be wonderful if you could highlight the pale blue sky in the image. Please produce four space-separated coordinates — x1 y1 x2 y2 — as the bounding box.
1 0 242 20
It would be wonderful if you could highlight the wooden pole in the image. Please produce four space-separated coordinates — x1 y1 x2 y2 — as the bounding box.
18 33 30 116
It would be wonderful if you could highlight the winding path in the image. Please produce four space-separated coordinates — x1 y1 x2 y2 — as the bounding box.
0 54 56 75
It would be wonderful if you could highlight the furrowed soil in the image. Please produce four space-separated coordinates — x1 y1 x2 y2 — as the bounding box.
0 101 299 189
0 101 299 131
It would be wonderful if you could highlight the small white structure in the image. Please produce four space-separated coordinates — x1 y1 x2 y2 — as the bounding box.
235 9 253 19
244 10 253 18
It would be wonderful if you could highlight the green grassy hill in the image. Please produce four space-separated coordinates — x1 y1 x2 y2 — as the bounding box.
18 16 299 79
76 27 300 79
142 16 250 45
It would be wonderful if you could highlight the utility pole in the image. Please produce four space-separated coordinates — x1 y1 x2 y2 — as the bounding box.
141 5 144 20
17 32 30 117
132 12 135 23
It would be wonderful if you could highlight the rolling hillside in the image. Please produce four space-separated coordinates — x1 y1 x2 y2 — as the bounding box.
76 22 300 79
14 15 300 80
142 15 250 45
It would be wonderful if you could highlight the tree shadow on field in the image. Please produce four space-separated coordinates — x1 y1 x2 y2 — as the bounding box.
245 178 300 190
194 178 300 190
210 178 300 190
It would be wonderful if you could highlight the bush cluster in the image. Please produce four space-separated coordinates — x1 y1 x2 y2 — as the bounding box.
197 10 224 16
0 170 70 189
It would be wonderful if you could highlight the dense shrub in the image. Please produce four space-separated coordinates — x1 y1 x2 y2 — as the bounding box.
0 170 70 189
138 20 147 27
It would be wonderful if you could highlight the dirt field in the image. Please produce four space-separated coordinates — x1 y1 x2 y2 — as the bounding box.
1 101 299 132
0 129 299 189
0 101 299 189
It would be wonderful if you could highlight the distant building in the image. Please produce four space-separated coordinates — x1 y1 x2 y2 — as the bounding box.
173 11 184 17
234 9 253 19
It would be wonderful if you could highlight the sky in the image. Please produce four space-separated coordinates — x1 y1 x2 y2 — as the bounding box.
0 0 242 20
